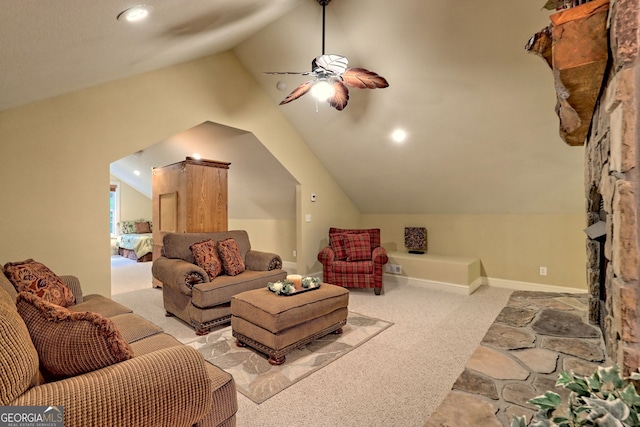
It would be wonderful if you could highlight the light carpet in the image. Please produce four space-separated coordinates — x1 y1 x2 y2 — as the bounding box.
111 257 514 427
186 312 393 404
110 255 153 295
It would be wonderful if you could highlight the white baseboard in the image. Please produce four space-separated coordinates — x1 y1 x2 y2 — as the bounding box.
383 274 475 295
469 277 483 294
381 274 586 295
483 277 587 293
306 271 323 279
282 261 297 274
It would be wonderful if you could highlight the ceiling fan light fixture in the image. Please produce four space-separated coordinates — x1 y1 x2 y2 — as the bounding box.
117 5 152 22
264 0 388 111
311 79 335 102
392 129 407 143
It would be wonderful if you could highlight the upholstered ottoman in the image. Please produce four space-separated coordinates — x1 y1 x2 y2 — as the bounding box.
231 283 349 365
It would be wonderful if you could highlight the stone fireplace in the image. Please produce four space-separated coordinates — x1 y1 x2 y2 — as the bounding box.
584 0 639 374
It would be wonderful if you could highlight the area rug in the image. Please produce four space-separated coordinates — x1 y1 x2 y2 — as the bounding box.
186 312 393 404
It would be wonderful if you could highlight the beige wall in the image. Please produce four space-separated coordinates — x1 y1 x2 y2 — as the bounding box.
0 51 360 296
361 214 586 290
110 175 152 225
0 49 586 295
228 218 296 263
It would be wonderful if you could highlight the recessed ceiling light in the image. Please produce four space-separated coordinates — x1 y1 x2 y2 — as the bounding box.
391 129 407 143
133 170 141 176
117 5 152 22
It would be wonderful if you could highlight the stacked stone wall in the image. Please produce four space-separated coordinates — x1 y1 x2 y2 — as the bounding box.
585 0 640 374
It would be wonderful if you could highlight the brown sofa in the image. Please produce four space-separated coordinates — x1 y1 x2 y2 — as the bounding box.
0 266 238 427
152 230 287 335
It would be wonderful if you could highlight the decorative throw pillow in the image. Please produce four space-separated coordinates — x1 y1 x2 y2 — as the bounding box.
217 238 246 276
0 296 41 405
344 233 372 262
329 233 348 260
4 259 75 307
190 239 223 281
16 292 134 380
135 221 151 234
119 220 137 234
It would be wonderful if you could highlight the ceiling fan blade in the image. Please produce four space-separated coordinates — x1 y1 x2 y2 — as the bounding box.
314 54 348 75
264 71 316 76
341 68 389 89
328 81 349 111
279 80 314 105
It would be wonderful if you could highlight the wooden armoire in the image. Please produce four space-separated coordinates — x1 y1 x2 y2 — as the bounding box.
151 157 230 266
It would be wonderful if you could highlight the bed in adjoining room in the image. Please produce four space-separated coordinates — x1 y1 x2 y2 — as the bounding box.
116 219 153 262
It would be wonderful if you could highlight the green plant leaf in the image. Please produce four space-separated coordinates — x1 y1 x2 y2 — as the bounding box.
627 411 640 426
511 415 528 427
574 405 591 414
619 384 640 407
532 365 640 427
557 372 591 396
599 365 626 389
530 392 562 410
587 370 603 392
529 418 555 427
566 379 590 396
551 416 572 427
584 397 630 422
557 371 575 387
587 412 625 427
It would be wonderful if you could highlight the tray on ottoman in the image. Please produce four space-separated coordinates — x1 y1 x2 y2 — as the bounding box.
231 283 349 365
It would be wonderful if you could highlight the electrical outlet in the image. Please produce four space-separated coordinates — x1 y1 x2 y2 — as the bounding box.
539 266 547 276
293 250 297 257
385 264 402 274
305 214 311 222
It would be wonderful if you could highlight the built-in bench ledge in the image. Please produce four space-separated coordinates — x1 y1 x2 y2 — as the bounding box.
385 251 482 295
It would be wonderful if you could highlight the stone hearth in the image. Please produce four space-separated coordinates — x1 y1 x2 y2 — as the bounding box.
425 291 609 427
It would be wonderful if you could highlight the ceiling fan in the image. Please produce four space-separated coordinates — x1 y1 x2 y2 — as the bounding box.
264 0 389 111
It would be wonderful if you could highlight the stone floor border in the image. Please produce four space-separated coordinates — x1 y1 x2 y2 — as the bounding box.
424 291 610 427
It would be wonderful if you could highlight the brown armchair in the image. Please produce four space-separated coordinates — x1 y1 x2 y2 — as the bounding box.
317 227 388 295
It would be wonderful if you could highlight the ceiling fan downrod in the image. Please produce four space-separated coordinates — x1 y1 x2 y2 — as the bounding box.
316 0 332 55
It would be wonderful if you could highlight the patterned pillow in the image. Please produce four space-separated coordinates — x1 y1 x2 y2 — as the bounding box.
119 220 137 234
135 221 151 234
344 233 372 262
329 233 348 260
190 240 223 281
4 259 75 307
16 292 134 380
217 238 246 276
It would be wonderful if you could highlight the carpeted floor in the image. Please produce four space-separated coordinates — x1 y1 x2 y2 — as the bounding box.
110 255 154 295
187 312 393 404
110 255 513 427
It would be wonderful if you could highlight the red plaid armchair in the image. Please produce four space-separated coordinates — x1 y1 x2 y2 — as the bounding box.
317 228 388 295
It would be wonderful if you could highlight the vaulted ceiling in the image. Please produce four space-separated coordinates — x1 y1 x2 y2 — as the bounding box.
1 0 585 215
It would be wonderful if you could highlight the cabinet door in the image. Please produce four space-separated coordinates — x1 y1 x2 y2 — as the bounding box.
186 163 228 232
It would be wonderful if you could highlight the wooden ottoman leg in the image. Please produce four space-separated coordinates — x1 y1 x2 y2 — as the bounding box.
269 355 286 366
194 321 211 336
